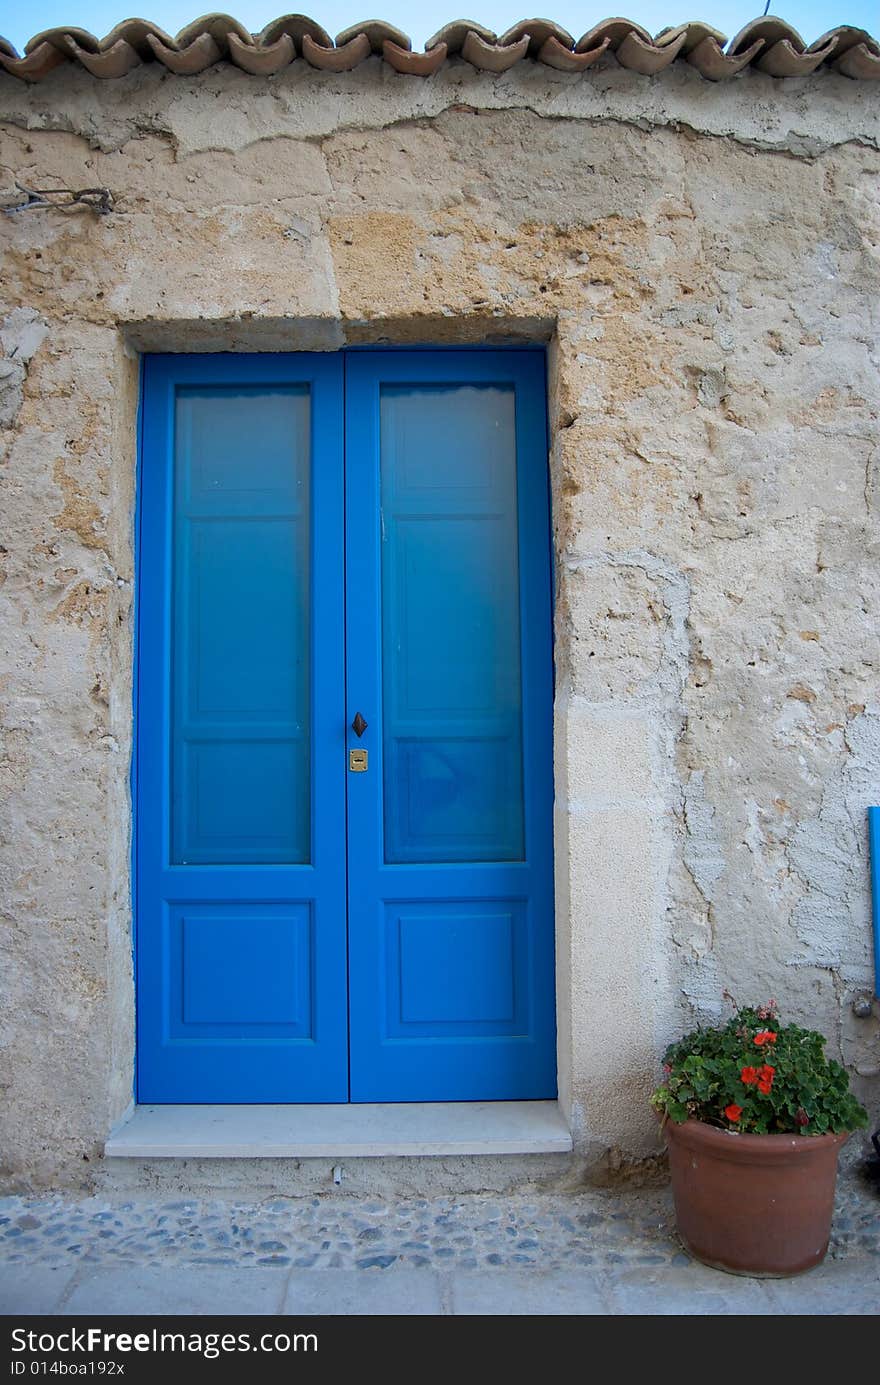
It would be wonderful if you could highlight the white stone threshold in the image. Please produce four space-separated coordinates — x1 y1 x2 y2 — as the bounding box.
105 1101 572 1159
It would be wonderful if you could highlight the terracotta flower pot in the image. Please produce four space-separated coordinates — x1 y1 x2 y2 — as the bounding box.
662 1117 849 1276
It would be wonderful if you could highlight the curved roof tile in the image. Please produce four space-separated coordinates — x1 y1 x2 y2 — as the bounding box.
0 14 878 83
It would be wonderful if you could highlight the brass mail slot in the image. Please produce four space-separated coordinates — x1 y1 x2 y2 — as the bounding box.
349 748 368 772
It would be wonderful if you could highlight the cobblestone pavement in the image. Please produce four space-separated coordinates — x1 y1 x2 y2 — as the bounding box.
1 1174 877 1315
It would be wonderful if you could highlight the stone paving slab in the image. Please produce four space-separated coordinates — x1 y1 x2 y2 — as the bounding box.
448 1268 608 1315
605 1264 777 1316
763 1259 880 1317
284 1268 445 1315
61 1266 288 1317
0 1266 77 1315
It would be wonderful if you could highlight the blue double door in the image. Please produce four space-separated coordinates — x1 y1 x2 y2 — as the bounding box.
137 350 556 1103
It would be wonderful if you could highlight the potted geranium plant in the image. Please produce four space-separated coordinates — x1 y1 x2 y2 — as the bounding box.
651 999 868 1276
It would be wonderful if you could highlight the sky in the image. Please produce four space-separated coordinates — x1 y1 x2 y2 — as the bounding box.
0 1 877 51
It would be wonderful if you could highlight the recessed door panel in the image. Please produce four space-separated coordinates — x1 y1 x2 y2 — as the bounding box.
171 387 311 866
379 384 525 864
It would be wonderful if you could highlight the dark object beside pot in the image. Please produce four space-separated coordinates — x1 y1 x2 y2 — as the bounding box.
663 1117 848 1276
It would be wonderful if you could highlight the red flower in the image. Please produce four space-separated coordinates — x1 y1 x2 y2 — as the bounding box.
757 1064 776 1094
724 1104 743 1123
795 1108 809 1127
754 1030 777 1046
740 1066 759 1085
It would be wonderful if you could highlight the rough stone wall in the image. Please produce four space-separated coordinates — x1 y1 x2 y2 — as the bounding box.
0 62 878 1190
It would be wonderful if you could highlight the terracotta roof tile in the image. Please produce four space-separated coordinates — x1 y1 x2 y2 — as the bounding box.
686 33 764 81
227 29 295 73
538 34 609 71
497 20 575 54
302 30 372 69
383 39 448 74
460 30 530 72
144 29 220 73
0 14 877 83
336 19 410 50
615 26 688 75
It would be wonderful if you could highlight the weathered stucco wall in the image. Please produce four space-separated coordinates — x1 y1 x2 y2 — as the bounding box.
1 61 878 1190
